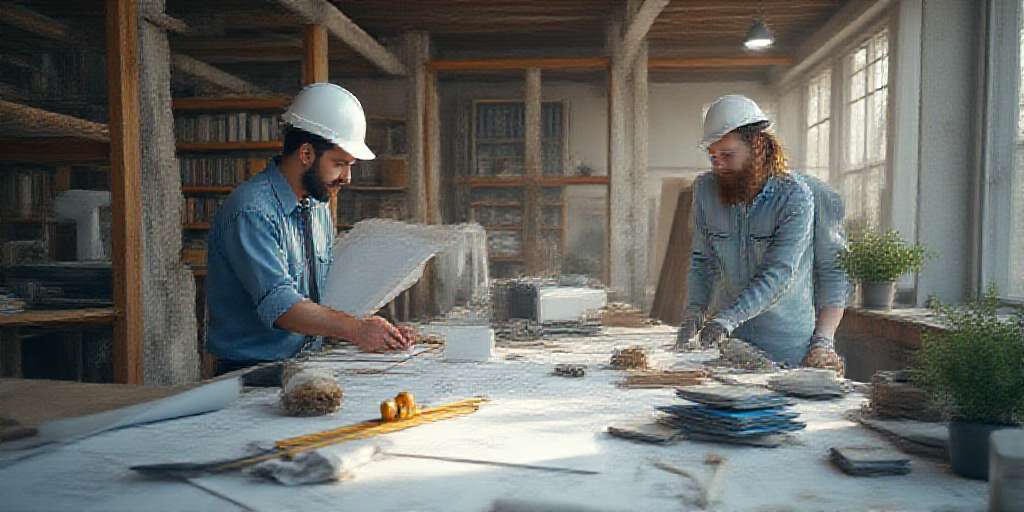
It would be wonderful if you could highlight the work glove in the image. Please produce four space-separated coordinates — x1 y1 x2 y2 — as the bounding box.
674 308 705 351
801 334 845 376
698 319 729 350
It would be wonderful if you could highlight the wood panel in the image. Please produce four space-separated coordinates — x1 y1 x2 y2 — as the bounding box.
106 0 144 384
0 308 117 327
0 138 109 163
651 187 694 325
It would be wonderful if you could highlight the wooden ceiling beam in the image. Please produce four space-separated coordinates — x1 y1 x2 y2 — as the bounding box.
623 0 669 65
0 2 267 96
648 56 793 69
274 0 406 76
428 55 791 72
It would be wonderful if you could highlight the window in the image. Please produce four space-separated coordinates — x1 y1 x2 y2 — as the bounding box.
1012 8 1024 297
472 101 564 177
805 69 832 181
840 30 889 230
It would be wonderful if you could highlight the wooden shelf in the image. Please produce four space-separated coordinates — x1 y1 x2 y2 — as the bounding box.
377 154 408 161
490 255 525 262
483 224 522 231
542 226 563 231
172 97 289 111
343 185 407 192
367 116 406 123
0 138 109 163
176 141 282 152
183 223 211 230
542 202 565 207
1 216 59 224
182 185 234 193
0 307 116 327
471 201 522 208
458 176 609 187
337 223 354 230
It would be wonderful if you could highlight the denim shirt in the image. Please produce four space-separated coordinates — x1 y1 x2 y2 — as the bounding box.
206 158 334 362
686 172 815 365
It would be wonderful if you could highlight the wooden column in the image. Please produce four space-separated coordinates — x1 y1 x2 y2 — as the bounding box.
524 68 543 275
404 31 432 317
106 0 144 384
302 24 334 218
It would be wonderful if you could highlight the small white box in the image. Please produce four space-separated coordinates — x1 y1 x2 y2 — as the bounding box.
536 287 607 323
421 324 495 362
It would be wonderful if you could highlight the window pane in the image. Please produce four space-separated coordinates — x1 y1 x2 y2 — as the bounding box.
853 47 868 71
851 69 866 101
873 31 889 59
821 73 831 118
868 89 888 162
1013 147 1024 296
848 98 866 168
807 125 820 167
819 120 831 171
808 82 819 122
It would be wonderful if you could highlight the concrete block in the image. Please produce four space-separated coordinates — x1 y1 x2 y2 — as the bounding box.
536 287 607 323
422 324 494 362
990 428 1024 512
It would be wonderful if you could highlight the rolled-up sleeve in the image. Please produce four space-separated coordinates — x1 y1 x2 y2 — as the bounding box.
218 210 304 329
813 187 851 308
715 183 814 332
686 179 719 312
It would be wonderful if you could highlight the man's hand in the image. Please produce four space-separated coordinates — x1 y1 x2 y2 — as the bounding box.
698 320 729 349
801 335 845 375
396 323 420 348
675 310 705 351
352 316 407 352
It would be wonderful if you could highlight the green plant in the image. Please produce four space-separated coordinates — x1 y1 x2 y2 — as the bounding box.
838 229 931 282
914 284 1024 425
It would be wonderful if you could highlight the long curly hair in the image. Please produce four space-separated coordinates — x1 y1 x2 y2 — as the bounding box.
718 121 790 204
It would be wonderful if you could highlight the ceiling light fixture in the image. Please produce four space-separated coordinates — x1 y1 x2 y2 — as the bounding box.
744 2 774 51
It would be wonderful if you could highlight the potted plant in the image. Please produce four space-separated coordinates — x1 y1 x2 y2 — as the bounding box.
838 229 930 309
914 286 1024 480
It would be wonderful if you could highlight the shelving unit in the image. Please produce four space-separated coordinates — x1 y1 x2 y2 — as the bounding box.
336 117 409 230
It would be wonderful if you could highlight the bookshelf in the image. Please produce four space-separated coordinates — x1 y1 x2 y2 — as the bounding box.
336 116 409 230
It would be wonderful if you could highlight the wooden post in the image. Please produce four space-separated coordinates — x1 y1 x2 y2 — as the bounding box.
404 31 432 317
524 68 543 275
106 0 144 384
54 166 72 192
302 24 334 219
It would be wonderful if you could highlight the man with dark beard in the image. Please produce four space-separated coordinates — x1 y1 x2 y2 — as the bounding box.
675 95 845 371
206 83 414 376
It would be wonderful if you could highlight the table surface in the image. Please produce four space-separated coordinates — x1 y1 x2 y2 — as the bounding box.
0 325 986 512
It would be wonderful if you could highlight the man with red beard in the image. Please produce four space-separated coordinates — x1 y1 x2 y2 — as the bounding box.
206 83 415 377
676 95 845 372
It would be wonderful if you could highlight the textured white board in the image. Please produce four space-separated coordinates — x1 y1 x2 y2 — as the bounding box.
321 220 454 318
536 287 608 323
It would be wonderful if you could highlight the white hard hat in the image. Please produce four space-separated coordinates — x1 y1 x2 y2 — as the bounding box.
700 94 770 149
282 83 376 160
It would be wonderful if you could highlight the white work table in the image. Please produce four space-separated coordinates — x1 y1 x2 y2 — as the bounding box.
1 325 987 511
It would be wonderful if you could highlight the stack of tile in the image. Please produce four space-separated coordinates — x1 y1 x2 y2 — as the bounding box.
768 369 845 400
868 370 944 422
829 446 912 476
658 384 804 447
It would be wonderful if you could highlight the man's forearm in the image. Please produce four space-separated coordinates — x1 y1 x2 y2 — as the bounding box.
275 300 362 340
814 306 845 339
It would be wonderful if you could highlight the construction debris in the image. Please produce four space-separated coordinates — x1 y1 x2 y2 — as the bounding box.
617 369 708 389
279 368 344 417
553 364 586 378
601 302 655 328
867 370 944 422
715 337 777 371
610 346 649 370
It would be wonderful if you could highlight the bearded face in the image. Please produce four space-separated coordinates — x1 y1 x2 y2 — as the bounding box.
300 146 355 202
708 132 769 206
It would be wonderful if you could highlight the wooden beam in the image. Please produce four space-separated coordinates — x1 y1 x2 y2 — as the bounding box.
771 0 894 89
143 11 189 35
0 138 109 162
0 2 72 41
0 308 117 327
302 23 333 218
622 0 670 65
275 0 406 76
524 68 543 275
649 56 793 69
171 54 270 95
172 97 289 111
106 0 144 385
430 57 609 72
0 100 110 141
302 24 329 85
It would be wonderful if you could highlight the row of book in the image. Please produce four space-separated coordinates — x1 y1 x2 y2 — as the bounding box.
182 197 227 225
0 169 53 220
175 112 283 143
180 156 255 187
